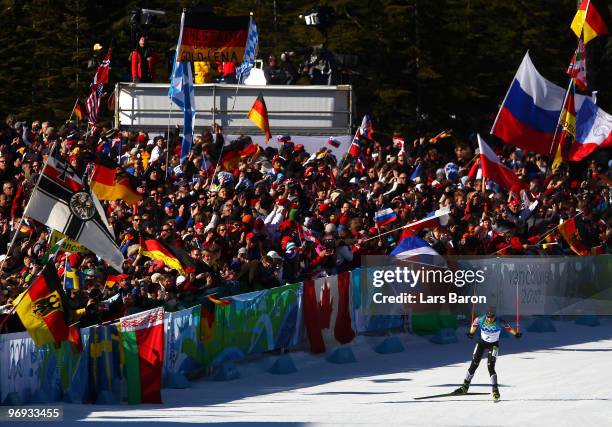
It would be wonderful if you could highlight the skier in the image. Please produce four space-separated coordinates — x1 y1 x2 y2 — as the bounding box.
455 306 521 401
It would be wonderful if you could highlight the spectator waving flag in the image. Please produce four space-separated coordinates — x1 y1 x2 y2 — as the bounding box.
169 11 197 163
236 16 258 82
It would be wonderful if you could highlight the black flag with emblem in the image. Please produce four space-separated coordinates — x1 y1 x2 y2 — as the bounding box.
23 154 124 271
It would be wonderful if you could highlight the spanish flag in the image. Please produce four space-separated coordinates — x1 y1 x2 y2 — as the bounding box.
247 93 271 144
571 0 612 44
139 239 186 275
13 262 81 349
552 81 576 171
91 154 143 205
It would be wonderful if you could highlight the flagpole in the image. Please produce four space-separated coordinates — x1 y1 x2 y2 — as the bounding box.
68 98 79 123
360 210 447 244
545 77 574 176
490 211 583 255
166 99 172 178
338 126 361 172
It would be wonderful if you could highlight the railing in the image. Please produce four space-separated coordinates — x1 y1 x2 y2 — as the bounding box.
115 83 354 136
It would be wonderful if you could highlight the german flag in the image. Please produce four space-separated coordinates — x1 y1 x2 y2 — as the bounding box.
247 93 271 144
13 262 81 349
558 216 590 255
91 154 143 205
177 12 249 63
74 99 86 121
571 0 612 44
139 239 186 275
220 143 261 171
105 273 129 288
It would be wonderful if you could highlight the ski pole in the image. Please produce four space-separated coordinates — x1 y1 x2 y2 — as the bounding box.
470 283 476 325
516 281 520 333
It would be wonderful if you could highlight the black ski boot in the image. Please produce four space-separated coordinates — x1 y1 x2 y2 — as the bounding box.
453 380 470 395
492 386 500 401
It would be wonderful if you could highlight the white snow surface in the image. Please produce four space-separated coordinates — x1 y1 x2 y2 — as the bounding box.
56 318 612 426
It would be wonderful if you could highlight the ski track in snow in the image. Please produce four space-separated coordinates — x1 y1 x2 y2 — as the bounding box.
54 318 612 426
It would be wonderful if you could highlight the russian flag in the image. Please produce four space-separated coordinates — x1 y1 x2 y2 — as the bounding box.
390 234 440 260
405 205 451 232
571 98 612 160
491 52 586 155
375 208 397 227
478 134 525 192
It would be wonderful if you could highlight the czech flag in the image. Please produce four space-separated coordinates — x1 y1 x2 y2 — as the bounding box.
375 208 397 227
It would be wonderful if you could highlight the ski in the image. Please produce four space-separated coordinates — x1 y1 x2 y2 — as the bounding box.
414 392 489 400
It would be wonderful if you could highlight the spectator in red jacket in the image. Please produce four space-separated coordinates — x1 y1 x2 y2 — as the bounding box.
131 35 158 83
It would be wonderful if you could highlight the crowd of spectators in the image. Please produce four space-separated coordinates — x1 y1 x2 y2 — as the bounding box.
0 113 609 333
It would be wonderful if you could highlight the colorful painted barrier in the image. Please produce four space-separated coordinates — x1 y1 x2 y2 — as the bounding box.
0 282 305 405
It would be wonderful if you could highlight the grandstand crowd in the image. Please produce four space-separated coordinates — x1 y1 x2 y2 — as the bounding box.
0 113 609 331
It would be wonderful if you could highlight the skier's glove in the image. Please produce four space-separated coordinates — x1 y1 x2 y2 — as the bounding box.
515 332 522 339
466 332 474 339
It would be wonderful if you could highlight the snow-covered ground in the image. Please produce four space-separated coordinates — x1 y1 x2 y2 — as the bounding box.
59 318 612 426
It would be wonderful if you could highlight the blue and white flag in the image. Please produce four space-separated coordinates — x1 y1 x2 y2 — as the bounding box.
410 162 423 182
236 16 259 83
390 235 440 260
169 12 196 162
